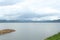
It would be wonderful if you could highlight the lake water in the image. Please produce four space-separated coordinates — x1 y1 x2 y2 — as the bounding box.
0 23 60 40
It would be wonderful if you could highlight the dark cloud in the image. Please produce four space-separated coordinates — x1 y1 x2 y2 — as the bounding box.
0 0 22 6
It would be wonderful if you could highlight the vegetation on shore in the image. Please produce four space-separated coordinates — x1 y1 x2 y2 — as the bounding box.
45 32 60 40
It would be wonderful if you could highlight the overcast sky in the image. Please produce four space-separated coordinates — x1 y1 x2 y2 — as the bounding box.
0 0 60 20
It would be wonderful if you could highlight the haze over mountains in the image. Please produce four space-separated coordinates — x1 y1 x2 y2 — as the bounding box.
0 13 60 22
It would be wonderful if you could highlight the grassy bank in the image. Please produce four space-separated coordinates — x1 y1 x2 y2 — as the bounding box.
45 32 60 40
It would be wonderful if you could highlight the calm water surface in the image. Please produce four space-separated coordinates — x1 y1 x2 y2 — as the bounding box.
0 23 60 40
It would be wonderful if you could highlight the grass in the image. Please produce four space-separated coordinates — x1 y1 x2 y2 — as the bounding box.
45 32 60 40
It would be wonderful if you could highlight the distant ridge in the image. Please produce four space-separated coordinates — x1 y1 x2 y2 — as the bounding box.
0 19 60 22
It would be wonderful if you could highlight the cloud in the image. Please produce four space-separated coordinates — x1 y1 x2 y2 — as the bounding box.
0 0 60 20
0 0 22 6
30 16 60 21
31 7 59 14
0 0 60 14
16 13 60 21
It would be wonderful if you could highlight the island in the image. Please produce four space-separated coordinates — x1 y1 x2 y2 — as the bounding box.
0 29 16 35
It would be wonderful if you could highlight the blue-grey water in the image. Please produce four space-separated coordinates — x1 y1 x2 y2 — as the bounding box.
0 23 60 40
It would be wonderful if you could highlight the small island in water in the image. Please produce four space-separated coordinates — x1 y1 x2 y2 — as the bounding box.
0 29 16 35
45 32 60 40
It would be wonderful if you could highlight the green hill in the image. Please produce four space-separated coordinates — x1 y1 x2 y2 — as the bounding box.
45 32 60 40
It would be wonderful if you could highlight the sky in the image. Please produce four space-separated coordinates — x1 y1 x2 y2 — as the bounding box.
0 0 60 21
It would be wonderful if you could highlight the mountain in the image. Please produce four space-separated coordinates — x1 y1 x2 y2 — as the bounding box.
0 19 60 23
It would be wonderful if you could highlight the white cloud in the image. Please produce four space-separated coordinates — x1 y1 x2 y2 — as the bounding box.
0 0 22 6
40 16 60 20
28 16 60 21
30 7 59 14
0 0 60 20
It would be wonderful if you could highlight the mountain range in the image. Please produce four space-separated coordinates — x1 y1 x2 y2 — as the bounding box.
0 19 60 23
